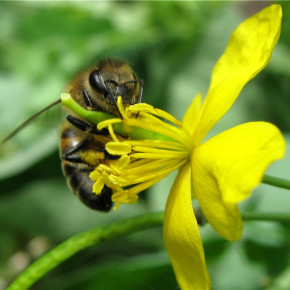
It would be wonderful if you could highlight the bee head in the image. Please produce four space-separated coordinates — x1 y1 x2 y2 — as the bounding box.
88 62 139 105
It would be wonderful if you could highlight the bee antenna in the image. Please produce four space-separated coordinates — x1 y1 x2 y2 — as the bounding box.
1 99 61 144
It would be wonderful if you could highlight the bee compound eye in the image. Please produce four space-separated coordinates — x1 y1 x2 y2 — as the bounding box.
89 70 107 94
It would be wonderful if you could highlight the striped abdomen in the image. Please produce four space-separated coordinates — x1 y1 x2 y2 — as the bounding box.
60 124 113 212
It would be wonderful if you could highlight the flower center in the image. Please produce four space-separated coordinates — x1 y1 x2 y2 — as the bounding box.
90 97 194 210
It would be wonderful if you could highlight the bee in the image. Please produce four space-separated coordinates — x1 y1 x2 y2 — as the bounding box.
2 58 143 212
61 59 143 212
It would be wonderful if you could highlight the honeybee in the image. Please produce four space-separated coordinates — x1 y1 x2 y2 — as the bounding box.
61 59 143 211
2 58 143 212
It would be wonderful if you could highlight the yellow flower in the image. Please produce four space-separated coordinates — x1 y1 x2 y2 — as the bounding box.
63 4 285 289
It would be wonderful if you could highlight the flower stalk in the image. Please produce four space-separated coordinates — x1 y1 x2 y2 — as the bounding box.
262 174 290 190
7 212 164 290
7 211 290 290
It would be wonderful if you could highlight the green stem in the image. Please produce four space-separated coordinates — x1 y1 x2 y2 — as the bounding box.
7 212 164 290
61 93 114 124
262 174 290 190
7 210 290 290
242 212 290 223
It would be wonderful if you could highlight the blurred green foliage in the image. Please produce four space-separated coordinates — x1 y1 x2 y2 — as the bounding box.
0 1 289 289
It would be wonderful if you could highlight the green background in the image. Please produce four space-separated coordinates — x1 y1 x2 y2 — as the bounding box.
0 2 289 289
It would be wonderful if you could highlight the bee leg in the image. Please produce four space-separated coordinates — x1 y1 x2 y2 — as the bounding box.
100 148 121 160
63 140 119 166
62 139 89 163
66 115 108 135
82 90 95 110
66 115 92 132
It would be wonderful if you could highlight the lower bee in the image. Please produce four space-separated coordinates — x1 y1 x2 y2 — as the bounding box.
2 58 143 212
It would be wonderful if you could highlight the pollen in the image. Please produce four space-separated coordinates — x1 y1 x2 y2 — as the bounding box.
80 150 105 166
90 97 194 210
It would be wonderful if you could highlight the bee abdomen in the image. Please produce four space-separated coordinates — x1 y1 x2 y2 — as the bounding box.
63 162 113 212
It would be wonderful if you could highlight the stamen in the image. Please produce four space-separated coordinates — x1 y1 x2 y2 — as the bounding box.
106 142 131 155
108 175 130 187
132 160 186 183
110 155 131 172
131 146 188 155
125 159 181 174
128 103 154 112
125 118 190 145
126 140 185 150
108 124 119 142
96 164 114 175
92 178 105 194
89 96 195 209
117 96 129 119
126 176 163 195
113 191 139 210
112 174 169 210
152 108 183 127
124 158 155 170
97 119 121 131
130 152 189 159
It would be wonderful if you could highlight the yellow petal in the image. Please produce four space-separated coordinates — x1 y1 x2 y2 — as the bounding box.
191 121 286 241
194 4 282 144
163 162 211 289
182 93 202 137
